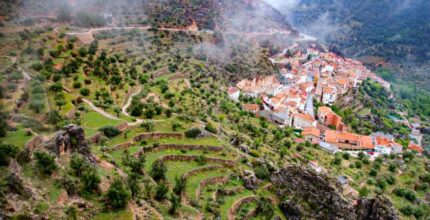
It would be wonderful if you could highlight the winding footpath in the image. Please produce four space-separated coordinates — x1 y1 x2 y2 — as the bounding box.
121 86 144 126
82 86 147 126
82 98 120 121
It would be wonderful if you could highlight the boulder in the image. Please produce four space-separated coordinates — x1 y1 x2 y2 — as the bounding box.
355 195 398 220
243 170 260 190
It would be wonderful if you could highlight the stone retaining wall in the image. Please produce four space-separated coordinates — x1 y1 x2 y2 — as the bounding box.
133 132 183 142
228 196 257 218
159 155 235 167
112 142 134 151
149 144 223 152
196 176 228 199
182 165 224 179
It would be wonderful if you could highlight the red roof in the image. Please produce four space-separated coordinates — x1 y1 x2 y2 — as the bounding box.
295 113 315 122
243 104 260 112
228 87 239 95
408 143 423 154
302 127 320 137
358 136 374 149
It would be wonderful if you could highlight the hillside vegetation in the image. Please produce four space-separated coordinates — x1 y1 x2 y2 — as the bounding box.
0 0 429 219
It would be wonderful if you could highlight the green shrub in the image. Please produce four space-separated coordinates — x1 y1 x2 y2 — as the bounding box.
79 88 90 96
185 128 201 138
369 169 378 177
33 151 57 175
150 160 167 181
105 179 131 209
99 126 121 138
255 165 270 180
0 144 19 166
155 182 168 200
205 122 217 133
81 166 100 193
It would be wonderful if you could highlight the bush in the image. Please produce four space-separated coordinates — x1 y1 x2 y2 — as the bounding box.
332 156 342 165
70 153 87 177
73 81 82 89
369 169 378 177
99 126 121 138
124 154 145 174
81 166 100 193
205 122 217 133
342 153 350 160
359 186 368 197
80 88 90 96
150 160 167 181
400 205 414 216
388 163 397 172
375 179 386 190
105 179 131 209
155 182 168 200
185 128 201 138
34 151 57 175
31 62 43 71
0 144 19 166
386 176 396 185
255 165 270 180
173 176 186 195
169 193 181 214
255 197 274 219
355 161 362 168
404 190 416 202
172 122 182 131
140 121 154 132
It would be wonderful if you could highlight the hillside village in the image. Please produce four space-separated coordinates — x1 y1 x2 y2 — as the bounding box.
228 46 424 158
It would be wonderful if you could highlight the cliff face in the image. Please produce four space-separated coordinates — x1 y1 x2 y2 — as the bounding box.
270 165 398 220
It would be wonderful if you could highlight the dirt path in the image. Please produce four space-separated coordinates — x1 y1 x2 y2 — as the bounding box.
82 98 120 120
122 87 144 125
122 86 141 117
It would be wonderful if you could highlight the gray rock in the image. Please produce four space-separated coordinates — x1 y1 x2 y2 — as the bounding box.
44 124 93 160
271 165 398 220
243 170 260 190
356 195 398 220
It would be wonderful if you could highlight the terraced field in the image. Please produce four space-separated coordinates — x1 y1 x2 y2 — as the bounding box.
94 127 284 219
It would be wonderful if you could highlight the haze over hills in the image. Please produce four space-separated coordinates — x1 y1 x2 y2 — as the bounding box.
0 0 429 219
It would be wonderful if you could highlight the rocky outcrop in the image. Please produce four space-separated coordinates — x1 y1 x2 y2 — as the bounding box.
355 195 398 220
243 170 261 190
43 124 92 158
270 165 398 220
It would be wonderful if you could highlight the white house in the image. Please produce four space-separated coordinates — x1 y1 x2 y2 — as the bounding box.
321 87 337 104
292 113 317 129
273 111 293 127
375 145 392 155
227 87 240 102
